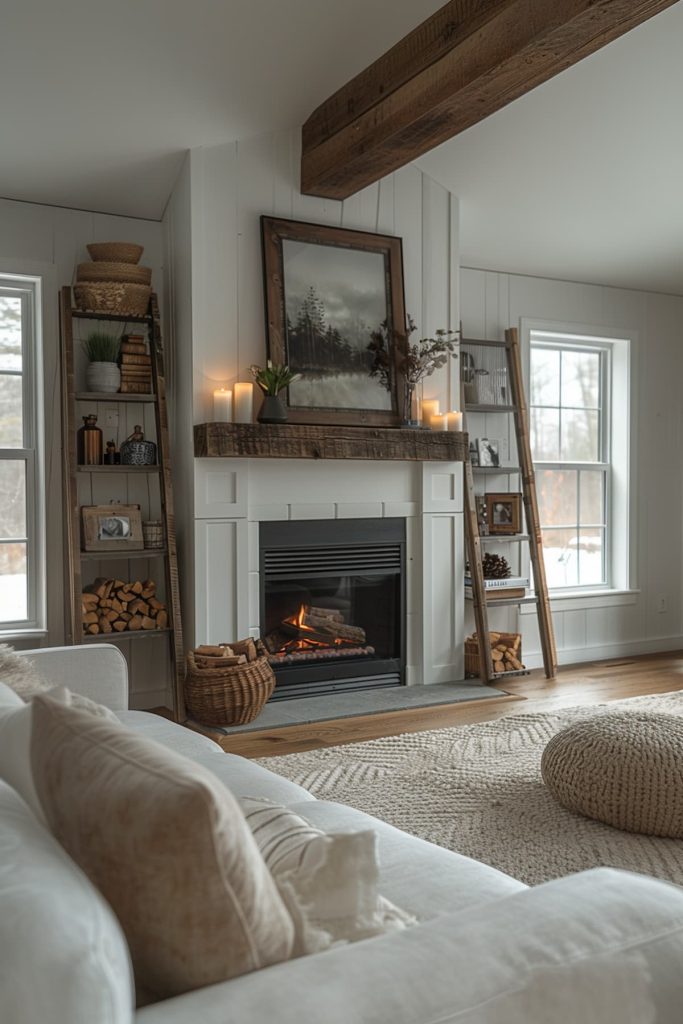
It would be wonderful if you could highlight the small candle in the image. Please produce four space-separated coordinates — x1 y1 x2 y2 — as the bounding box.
234 382 254 424
421 399 439 425
213 388 232 423
447 411 463 432
429 413 448 431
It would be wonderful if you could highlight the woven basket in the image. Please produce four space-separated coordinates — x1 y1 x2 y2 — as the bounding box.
77 261 152 285
74 282 151 317
185 639 275 726
465 632 522 677
142 521 164 549
87 242 144 264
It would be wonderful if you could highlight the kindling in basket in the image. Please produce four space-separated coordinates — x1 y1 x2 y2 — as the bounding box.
184 639 275 726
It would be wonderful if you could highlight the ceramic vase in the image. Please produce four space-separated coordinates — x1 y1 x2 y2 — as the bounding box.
86 361 120 394
258 395 288 424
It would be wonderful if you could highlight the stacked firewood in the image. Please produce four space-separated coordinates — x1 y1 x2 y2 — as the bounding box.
468 631 524 672
192 639 258 668
81 577 168 635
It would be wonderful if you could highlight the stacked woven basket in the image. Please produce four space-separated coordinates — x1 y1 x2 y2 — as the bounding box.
185 639 275 726
74 242 152 317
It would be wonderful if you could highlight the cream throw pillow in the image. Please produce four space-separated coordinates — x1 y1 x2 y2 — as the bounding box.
240 796 416 955
30 694 294 1002
0 684 118 824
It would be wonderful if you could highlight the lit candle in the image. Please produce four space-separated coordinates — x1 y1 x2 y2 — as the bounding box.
447 411 463 432
213 388 232 423
421 399 440 425
234 382 254 424
429 413 448 431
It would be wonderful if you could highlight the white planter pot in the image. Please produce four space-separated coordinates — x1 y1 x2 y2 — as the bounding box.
86 361 120 394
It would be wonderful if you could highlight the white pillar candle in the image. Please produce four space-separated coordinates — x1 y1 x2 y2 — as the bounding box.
233 382 254 424
429 413 448 431
213 388 232 423
447 411 463 432
421 398 440 425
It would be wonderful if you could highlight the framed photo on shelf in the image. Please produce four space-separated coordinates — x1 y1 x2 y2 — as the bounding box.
468 440 480 466
81 504 144 552
485 493 522 536
477 438 500 468
260 216 408 427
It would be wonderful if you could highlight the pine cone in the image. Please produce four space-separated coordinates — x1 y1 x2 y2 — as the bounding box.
482 552 511 579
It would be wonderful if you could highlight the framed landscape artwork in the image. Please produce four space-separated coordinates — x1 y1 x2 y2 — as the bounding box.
261 216 408 426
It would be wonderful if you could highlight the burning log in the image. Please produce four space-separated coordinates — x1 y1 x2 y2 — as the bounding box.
303 612 366 644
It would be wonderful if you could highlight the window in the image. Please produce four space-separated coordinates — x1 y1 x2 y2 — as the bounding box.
0 276 44 631
530 330 611 590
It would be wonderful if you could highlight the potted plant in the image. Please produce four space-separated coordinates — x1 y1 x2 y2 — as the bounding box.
82 332 121 393
249 361 300 423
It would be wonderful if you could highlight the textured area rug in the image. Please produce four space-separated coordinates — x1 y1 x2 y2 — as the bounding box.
257 692 683 886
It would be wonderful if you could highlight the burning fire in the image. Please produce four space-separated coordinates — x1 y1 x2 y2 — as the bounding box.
279 604 344 651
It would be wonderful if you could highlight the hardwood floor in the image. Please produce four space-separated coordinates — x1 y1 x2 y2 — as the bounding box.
187 651 683 759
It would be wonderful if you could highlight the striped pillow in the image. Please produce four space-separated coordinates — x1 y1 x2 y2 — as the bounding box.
240 797 415 954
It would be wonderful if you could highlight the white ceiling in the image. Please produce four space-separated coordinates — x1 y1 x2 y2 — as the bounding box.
418 2 683 295
0 0 441 221
2 1 682 294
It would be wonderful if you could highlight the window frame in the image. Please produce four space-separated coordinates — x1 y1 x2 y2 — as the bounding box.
530 334 612 591
520 318 635 605
0 275 45 635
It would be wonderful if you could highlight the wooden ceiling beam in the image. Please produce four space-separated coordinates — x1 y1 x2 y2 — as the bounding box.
301 0 676 199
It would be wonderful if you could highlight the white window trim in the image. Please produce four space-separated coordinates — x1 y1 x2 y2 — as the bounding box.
520 316 637 608
0 273 45 635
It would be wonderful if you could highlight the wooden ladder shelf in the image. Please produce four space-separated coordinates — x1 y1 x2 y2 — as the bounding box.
462 327 557 683
59 287 185 720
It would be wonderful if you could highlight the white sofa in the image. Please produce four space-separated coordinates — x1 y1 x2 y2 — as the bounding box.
3 644 683 1024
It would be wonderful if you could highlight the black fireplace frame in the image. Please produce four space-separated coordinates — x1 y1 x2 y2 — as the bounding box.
259 518 406 699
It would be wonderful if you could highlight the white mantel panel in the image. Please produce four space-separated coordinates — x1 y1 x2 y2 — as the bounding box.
194 519 249 645
246 458 419 515
422 514 464 684
194 458 248 518
421 461 464 514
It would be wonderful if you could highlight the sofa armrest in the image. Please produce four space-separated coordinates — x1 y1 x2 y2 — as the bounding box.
19 645 129 711
136 868 683 1024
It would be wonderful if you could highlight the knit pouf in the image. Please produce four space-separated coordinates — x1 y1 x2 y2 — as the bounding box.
541 711 683 837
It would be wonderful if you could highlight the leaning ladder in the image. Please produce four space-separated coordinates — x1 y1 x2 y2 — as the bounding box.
462 327 557 683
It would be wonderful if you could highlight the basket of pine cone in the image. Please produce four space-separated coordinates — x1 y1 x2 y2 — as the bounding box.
184 639 275 726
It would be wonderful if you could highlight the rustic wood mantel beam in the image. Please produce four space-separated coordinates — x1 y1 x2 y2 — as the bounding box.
301 0 676 199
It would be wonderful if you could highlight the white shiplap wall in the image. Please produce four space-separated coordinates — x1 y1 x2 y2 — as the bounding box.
461 267 683 666
189 130 460 423
0 197 168 707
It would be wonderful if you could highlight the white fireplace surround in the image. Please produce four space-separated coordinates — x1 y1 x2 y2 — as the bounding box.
193 457 465 685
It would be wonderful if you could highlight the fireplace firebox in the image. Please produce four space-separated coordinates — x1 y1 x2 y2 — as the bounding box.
259 519 405 699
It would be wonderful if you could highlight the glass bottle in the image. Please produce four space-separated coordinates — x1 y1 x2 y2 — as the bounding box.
77 414 103 465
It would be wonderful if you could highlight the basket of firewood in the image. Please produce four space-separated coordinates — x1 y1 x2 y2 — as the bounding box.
184 638 275 726
464 631 524 677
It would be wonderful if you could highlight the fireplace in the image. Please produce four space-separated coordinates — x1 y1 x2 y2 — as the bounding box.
259 519 406 699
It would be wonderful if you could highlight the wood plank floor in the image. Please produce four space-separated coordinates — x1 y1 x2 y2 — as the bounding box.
185 650 683 759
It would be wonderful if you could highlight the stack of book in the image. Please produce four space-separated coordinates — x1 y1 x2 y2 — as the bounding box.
464 575 529 601
119 334 152 394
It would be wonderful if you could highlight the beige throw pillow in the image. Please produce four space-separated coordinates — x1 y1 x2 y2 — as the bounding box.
30 694 294 1002
240 797 416 955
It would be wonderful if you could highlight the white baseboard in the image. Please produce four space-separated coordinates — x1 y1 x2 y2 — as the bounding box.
524 635 683 670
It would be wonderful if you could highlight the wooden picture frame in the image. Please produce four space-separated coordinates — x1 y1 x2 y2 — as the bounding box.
485 493 522 535
261 216 408 426
81 504 144 552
